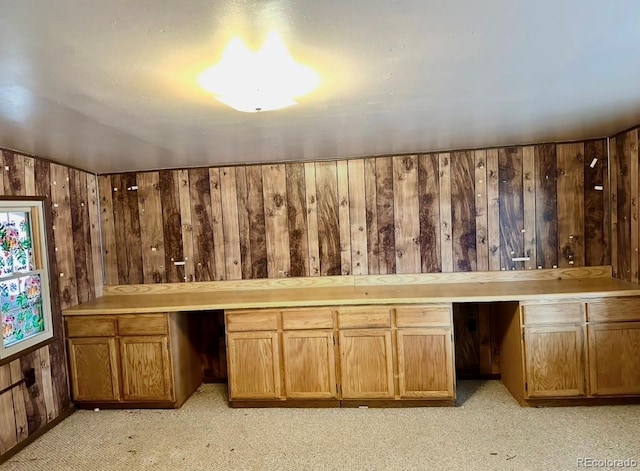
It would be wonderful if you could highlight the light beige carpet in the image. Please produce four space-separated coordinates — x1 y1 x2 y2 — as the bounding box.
2 381 639 471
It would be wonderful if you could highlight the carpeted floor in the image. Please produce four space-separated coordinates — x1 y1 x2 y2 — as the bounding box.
2 380 639 471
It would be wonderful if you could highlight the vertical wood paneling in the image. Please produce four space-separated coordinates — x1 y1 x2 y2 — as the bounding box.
19 351 46 435
584 140 608 267
498 147 524 270
136 172 166 283
37 348 56 422
0 365 17 453
348 160 368 275
188 168 215 282
159 170 184 283
110 174 128 283
439 153 453 272
486 149 501 271
418 154 441 273
286 163 309 277
393 155 420 274
235 167 252 280
50 164 78 308
629 133 639 283
450 151 476 272
474 151 489 271
376 157 396 274
616 134 632 281
219 167 242 280
535 144 558 269
522 146 537 270
69 169 95 304
337 161 351 275
98 175 118 285
9 360 28 443
609 137 619 278
262 164 291 277
209 168 226 280
122 174 144 284
247 166 268 278
364 159 379 275
24 157 35 195
178 170 195 282
316 161 341 276
86 174 103 297
557 143 585 268
304 163 320 276
3 151 25 196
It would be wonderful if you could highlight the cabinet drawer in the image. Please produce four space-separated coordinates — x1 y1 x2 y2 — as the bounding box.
66 317 116 337
226 310 279 332
588 298 640 323
118 315 167 336
522 303 585 325
338 308 391 329
282 309 333 330
395 306 451 327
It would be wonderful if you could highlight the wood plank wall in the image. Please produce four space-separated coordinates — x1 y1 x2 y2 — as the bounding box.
0 149 101 458
610 127 639 283
99 140 609 283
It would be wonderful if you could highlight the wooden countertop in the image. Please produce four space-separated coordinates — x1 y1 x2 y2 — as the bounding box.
63 276 640 315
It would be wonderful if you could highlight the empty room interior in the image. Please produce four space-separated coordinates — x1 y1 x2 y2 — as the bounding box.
0 1 639 470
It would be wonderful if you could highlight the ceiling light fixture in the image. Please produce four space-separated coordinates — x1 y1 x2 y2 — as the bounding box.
198 32 320 113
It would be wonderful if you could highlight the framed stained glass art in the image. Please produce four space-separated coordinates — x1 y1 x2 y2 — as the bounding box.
0 200 53 360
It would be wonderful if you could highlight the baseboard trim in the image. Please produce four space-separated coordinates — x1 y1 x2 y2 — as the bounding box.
0 404 76 465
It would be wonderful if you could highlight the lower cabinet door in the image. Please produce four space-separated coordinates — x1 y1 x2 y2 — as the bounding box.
339 330 394 399
397 328 455 399
120 336 174 401
588 322 640 396
282 330 337 399
68 337 120 401
523 325 586 398
227 331 282 400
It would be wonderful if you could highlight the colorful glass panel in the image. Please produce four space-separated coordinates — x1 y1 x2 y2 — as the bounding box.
1 275 44 347
0 212 34 277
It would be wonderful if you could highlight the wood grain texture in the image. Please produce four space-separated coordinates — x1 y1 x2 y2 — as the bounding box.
86 174 104 297
159 170 184 283
337 160 351 275
24 156 35 196
98 175 118 285
3 151 25 196
486 149 501 271
0 365 17 453
535 144 558 269
584 140 608 267
9 360 28 443
110 174 129 283
557 143 585 268
305 163 321 276
348 160 368 275
219 167 242 280
393 155 420 274
316 161 341 276
286 163 309 277
20 350 46 435
37 347 57 422
69 168 95 303
474 151 489 271
616 134 631 280
498 147 524 270
522 146 537 270
628 132 639 284
209 168 226 281
364 159 379 275
235 166 252 280
609 137 619 278
418 154 441 273
136 172 166 283
450 151 476 272
262 164 291 277
177 170 195 282
188 168 215 282
247 166 268 278
376 157 396 274
439 154 453 273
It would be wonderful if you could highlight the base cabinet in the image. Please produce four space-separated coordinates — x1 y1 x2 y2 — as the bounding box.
65 313 201 408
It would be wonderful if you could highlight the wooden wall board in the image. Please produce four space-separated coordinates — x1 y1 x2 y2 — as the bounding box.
474 151 489 272
450 151 476 272
610 137 619 278
178 170 195 282
9 360 28 443
209 168 226 281
534 144 558 269
439 153 453 272
188 168 215 282
247 166 268 279
110 174 129 284
486 149 501 271
348 160 368 275
136 172 167 283
0 364 17 454
628 132 639 284
418 153 441 273
498 147 524 270
122 173 144 285
19 350 46 435
219 167 242 280
235 166 252 280
69 168 95 304
98 175 118 285
557 143 586 268
262 164 291 277
375 157 396 274
316 161 341 276
584 140 609 267
3 151 25 196
393 155 420 274
285 163 309 277
364 159 380 275
336 160 351 275
522 146 537 270
159 170 184 283
304 163 321 276
24 157 35 195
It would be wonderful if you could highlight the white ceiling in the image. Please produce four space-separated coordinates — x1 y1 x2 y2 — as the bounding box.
1 0 640 174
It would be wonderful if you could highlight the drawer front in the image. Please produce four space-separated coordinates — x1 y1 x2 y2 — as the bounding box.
522 303 585 325
282 309 333 330
226 310 279 332
588 298 640 323
117 315 168 336
338 308 391 329
395 306 451 327
66 317 116 337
